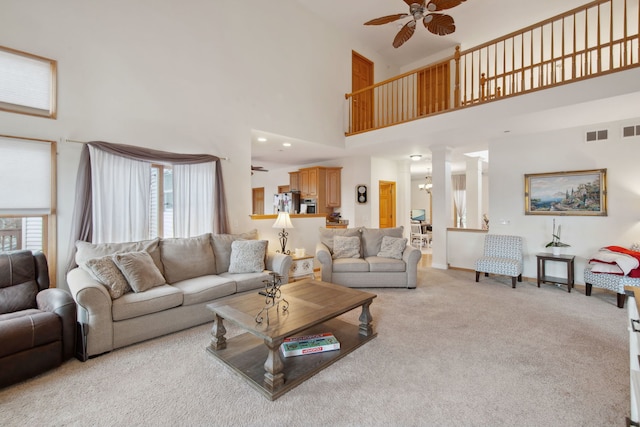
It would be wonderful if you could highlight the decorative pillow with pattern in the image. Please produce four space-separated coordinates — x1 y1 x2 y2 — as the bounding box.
377 236 408 260
319 227 361 255
228 240 268 273
113 251 166 293
332 235 361 259
85 255 132 299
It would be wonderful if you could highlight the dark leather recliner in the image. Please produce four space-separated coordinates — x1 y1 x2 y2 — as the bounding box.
0 250 76 388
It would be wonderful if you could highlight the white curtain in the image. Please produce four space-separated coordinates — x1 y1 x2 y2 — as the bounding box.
452 174 466 228
89 146 151 243
173 162 215 237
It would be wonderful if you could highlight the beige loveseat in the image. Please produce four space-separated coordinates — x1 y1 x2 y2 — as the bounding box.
315 227 421 289
67 230 291 359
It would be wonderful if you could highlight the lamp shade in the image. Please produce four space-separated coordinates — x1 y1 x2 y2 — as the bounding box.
272 212 294 229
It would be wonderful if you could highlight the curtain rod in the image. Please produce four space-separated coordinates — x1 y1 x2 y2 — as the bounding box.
63 138 229 160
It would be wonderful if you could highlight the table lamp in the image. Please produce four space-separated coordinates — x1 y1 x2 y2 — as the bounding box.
272 212 294 254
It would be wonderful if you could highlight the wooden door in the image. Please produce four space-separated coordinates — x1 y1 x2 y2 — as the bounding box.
417 62 449 116
352 51 374 132
379 181 396 228
252 187 264 215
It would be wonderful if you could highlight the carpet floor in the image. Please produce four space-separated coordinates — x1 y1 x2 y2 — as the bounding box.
0 267 630 426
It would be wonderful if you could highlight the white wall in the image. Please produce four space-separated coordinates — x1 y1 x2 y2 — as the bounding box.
0 0 396 289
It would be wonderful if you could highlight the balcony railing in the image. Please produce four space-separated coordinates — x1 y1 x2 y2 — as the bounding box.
0 229 21 251
345 0 640 135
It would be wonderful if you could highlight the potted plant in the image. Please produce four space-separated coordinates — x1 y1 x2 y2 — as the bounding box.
545 218 570 255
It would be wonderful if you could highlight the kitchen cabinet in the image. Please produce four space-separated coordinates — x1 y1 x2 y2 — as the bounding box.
291 166 342 212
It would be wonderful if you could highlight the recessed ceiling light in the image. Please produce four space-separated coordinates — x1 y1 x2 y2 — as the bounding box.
282 142 291 147
257 137 267 142
409 154 422 161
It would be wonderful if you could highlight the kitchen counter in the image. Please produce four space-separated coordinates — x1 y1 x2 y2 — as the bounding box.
250 213 327 220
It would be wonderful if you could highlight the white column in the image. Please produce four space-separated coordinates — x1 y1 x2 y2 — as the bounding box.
430 146 452 270
466 157 482 229
398 160 412 238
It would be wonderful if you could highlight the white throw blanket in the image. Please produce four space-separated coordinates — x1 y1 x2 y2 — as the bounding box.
589 248 639 275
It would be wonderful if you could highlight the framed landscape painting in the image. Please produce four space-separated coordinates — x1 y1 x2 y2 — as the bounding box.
524 169 607 216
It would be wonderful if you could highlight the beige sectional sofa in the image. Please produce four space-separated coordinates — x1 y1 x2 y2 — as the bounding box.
67 230 291 359
315 227 421 289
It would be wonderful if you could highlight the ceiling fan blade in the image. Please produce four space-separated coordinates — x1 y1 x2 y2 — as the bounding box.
364 13 409 25
393 20 416 48
427 0 466 11
424 13 456 36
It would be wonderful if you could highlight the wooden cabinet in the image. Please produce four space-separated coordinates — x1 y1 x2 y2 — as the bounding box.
291 166 342 212
289 172 300 191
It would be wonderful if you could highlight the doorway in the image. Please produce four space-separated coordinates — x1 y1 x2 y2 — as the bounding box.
252 187 264 215
378 181 396 228
352 51 374 132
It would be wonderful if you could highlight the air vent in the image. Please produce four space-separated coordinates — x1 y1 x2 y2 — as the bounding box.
622 124 640 138
585 129 608 143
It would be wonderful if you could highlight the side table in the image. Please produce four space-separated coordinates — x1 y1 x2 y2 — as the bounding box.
289 255 315 281
536 252 575 292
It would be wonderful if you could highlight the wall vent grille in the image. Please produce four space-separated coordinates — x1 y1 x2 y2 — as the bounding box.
585 129 608 142
622 125 640 138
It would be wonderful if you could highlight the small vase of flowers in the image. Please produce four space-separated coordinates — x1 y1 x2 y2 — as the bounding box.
545 218 570 255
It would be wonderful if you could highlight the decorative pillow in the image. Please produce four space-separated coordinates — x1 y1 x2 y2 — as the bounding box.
113 251 166 293
361 226 404 258
75 238 163 274
160 233 216 284
211 230 259 274
332 235 361 259
85 255 131 299
318 227 361 254
228 240 268 274
377 236 408 260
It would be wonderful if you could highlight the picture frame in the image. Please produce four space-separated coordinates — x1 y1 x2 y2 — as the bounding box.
524 169 607 216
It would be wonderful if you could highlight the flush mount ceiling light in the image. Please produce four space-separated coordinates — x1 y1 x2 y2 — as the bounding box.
282 142 291 147
410 154 422 161
257 137 267 142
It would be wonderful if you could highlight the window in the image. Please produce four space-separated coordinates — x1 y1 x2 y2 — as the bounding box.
150 165 174 238
0 45 57 118
0 135 56 284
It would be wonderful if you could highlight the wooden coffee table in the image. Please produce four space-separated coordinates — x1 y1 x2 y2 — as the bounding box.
205 279 377 400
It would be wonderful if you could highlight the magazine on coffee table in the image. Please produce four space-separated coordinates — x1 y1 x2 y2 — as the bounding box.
280 332 340 357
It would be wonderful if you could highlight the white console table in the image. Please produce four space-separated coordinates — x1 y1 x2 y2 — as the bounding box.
289 255 315 281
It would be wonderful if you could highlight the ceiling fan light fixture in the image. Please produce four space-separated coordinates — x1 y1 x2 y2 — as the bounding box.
410 154 422 161
427 2 437 12
423 14 433 24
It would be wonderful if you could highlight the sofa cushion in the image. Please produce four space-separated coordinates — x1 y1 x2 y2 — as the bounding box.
220 271 273 293
332 258 369 273
361 227 404 258
228 240 268 273
160 234 216 284
0 309 61 358
111 284 183 321
0 250 39 314
319 227 361 255
113 251 166 293
171 275 236 306
85 255 131 299
75 238 163 274
211 230 258 274
332 236 361 259
367 256 407 272
377 236 408 260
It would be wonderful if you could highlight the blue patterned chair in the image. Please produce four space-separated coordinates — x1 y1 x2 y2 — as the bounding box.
475 234 524 288
584 266 640 308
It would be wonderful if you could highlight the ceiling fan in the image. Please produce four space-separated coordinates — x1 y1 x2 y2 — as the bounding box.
251 165 269 175
364 0 466 48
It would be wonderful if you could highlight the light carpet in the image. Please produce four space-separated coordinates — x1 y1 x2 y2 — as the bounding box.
0 267 630 426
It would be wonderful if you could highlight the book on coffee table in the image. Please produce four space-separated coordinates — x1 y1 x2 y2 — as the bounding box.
280 332 340 357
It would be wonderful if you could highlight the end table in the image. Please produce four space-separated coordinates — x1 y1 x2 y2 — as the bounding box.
536 252 575 292
289 255 315 281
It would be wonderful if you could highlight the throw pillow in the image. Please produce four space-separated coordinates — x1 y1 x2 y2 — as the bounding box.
228 240 268 274
211 229 259 274
75 238 163 274
360 226 404 258
160 233 216 284
318 227 361 254
85 255 131 299
332 235 361 259
113 251 166 293
377 236 408 260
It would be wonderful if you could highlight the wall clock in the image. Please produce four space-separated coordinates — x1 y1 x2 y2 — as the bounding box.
356 185 367 204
